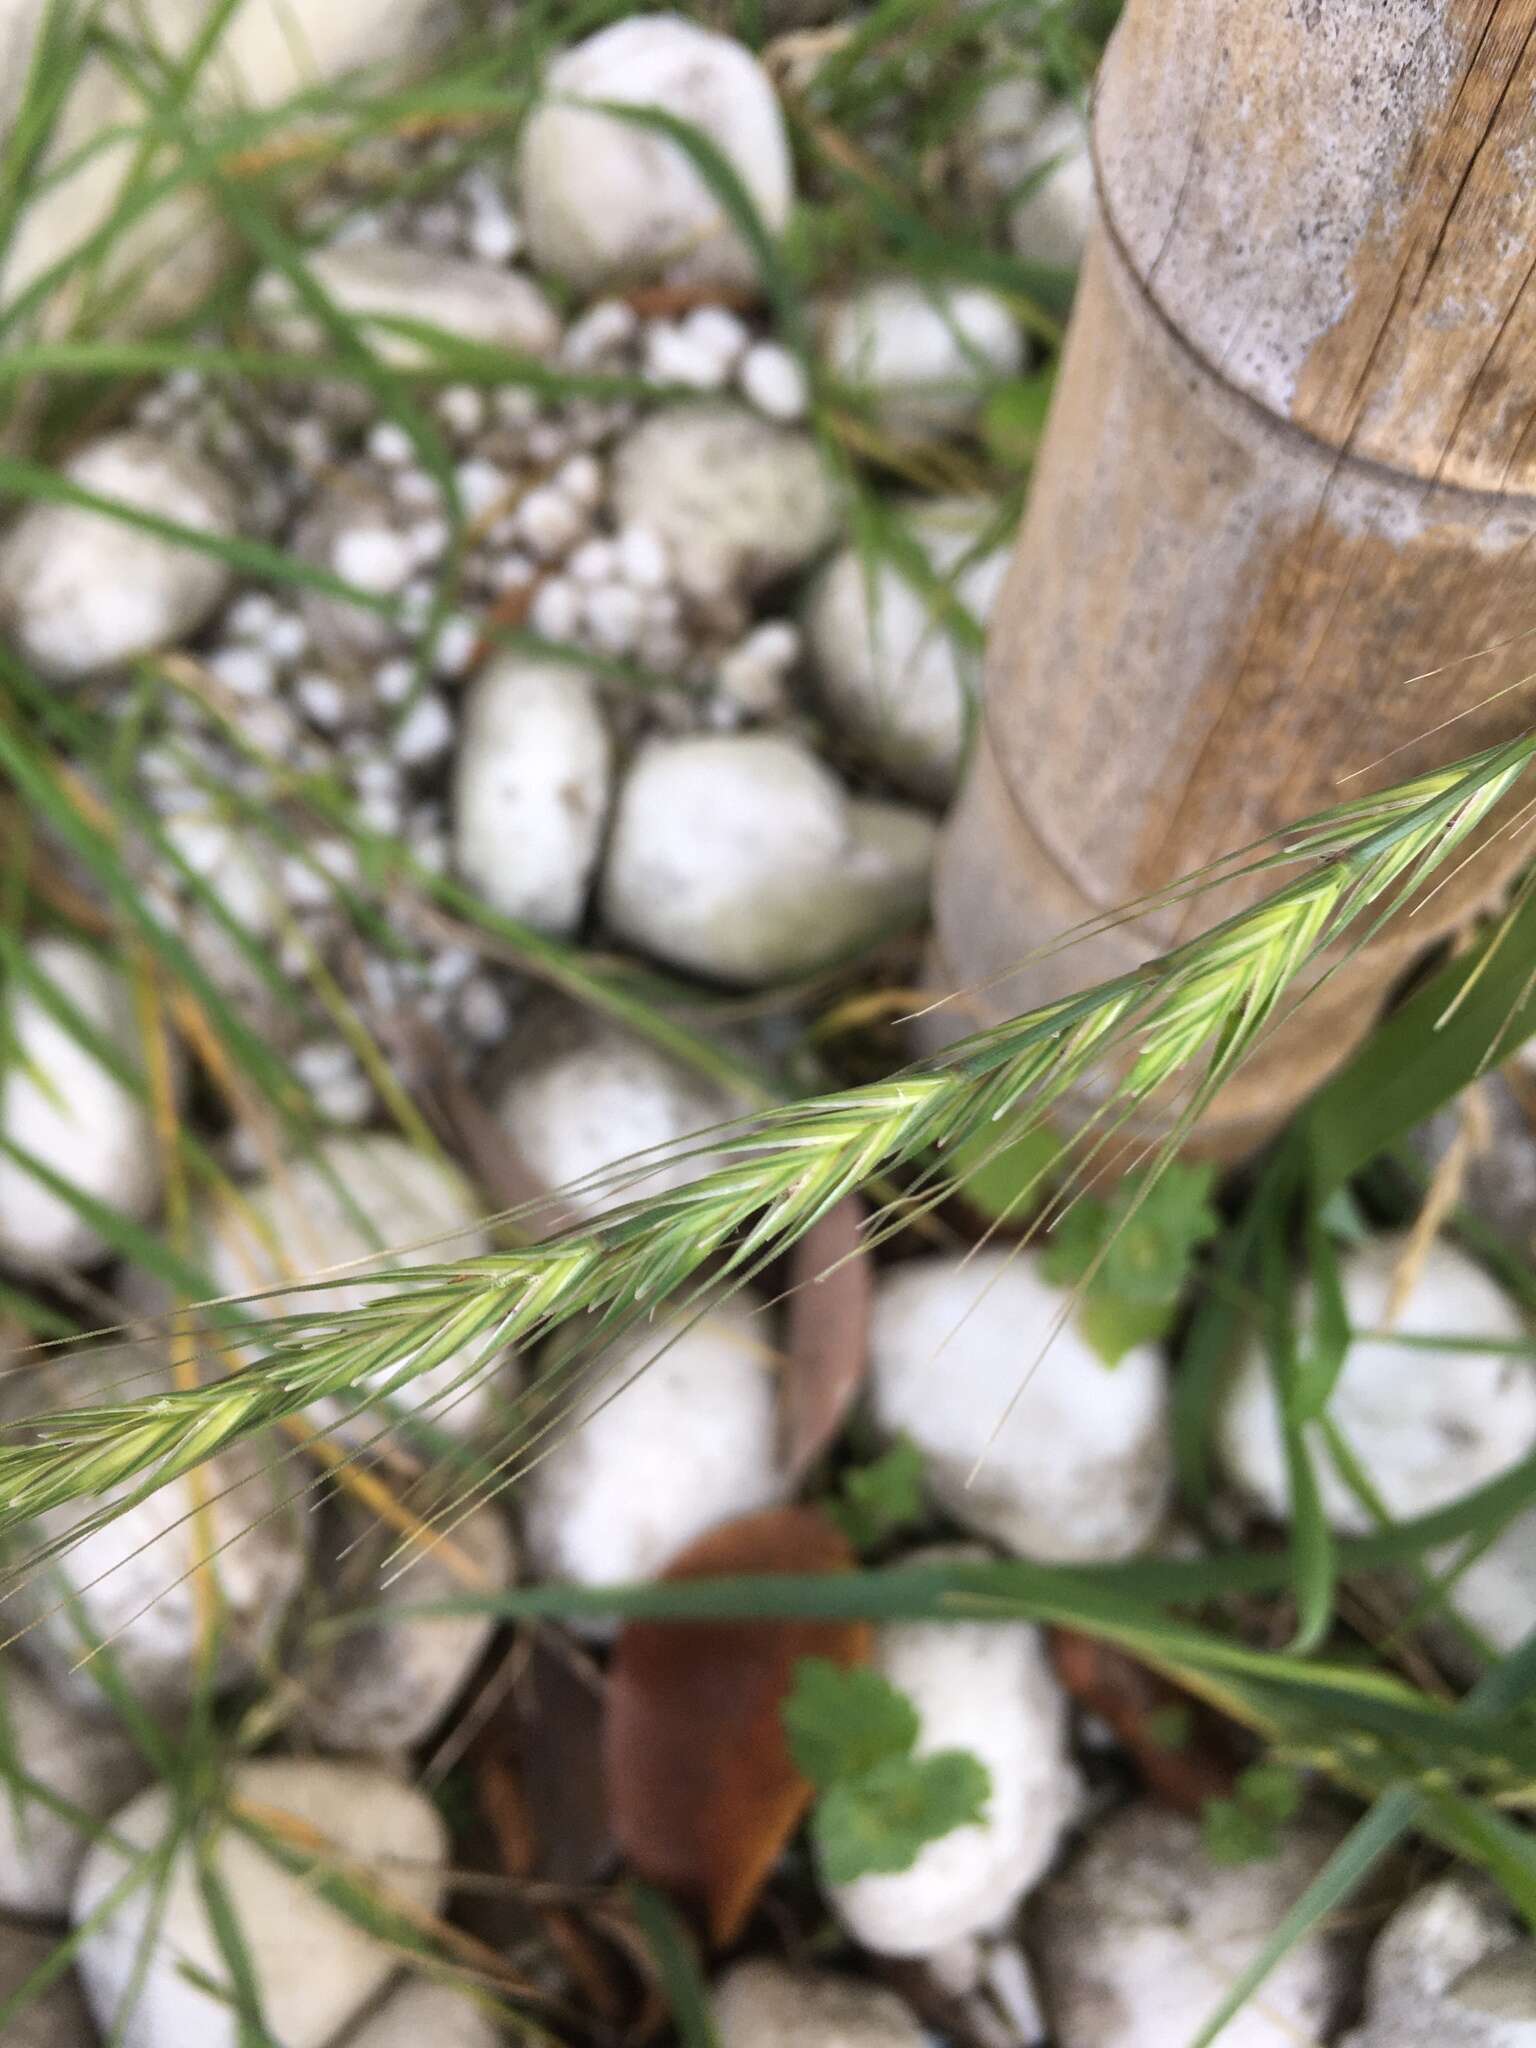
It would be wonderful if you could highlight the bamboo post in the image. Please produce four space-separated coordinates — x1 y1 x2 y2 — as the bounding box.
931 0 1536 1152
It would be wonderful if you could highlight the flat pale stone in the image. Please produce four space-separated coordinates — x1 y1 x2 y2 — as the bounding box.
0 936 165 1274
73 1758 449 2048
201 1133 515 1445
600 733 934 987
0 432 235 678
254 241 561 367
517 15 793 290
452 654 612 935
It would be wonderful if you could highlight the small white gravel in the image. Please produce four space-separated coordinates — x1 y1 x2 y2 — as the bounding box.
738 339 809 421
1339 1874 1536 2047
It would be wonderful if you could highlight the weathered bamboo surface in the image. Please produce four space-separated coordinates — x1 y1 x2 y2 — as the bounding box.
932 0 1536 1147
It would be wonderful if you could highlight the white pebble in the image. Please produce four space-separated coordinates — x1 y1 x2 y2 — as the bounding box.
1218 1234 1536 1535
256 242 560 368
73 1761 448 2048
432 613 479 678
264 611 309 664
516 485 587 558
454 457 508 522
584 581 644 654
644 319 733 390
611 401 837 599
207 643 276 698
562 298 639 368
437 383 487 438
1037 1805 1351 2048
806 496 1011 800
868 1251 1173 1562
616 523 670 590
1340 1874 1536 2048
494 385 542 428
682 303 751 369
392 690 455 767
600 733 934 986
294 670 348 730
333 523 415 594
568 537 617 585
406 515 451 568
554 451 604 507
467 204 522 265
1004 100 1095 270
828 1571 1082 1956
530 576 582 640
392 466 441 510
0 940 163 1273
374 655 415 704
452 653 612 933
226 591 279 638
0 432 237 680
525 419 571 465
738 338 809 421
517 16 794 291
713 1961 924 2048
366 420 414 465
458 974 512 1044
522 1295 785 1600
821 279 1023 432
488 551 536 593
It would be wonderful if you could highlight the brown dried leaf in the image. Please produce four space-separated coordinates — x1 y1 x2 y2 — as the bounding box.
779 1194 872 1482
603 1505 871 1945
1048 1629 1239 1814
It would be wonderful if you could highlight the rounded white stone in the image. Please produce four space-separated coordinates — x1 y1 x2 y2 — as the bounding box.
1216 1234 1536 1535
521 1295 785 1595
828 1585 1082 1956
610 401 838 599
201 1133 512 1445
805 497 1010 800
0 432 236 679
0 937 164 1274
1036 1804 1351 2048
0 1651 149 1915
1003 99 1095 271
600 732 934 987
73 1758 448 2048
295 1499 515 1755
495 1010 743 1221
1438 1502 1536 1660
959 73 1050 203
452 652 613 935
517 16 793 291
1339 1875 1536 2047
347 1977 505 2048
738 339 809 421
867 1250 1173 1562
821 280 1023 432
713 1959 925 2047
255 240 560 366
1 1345 309 1716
